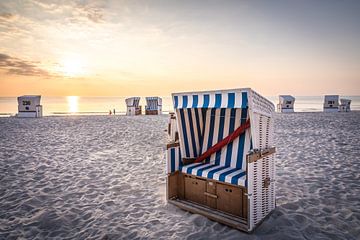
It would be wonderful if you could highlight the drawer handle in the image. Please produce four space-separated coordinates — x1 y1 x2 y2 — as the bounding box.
204 192 218 199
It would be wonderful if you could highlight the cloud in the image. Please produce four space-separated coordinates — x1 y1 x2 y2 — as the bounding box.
0 53 53 77
29 0 105 24
85 8 104 23
0 12 15 20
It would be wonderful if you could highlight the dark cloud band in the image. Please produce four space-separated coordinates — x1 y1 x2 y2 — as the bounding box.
0 53 52 77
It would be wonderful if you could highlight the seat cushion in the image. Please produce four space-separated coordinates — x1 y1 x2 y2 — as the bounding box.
180 162 246 187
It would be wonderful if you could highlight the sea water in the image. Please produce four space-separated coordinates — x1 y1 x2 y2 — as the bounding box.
0 96 359 116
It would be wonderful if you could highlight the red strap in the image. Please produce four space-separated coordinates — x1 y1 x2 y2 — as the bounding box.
194 119 251 163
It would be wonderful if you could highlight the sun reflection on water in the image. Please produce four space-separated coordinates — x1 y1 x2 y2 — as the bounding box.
67 96 79 113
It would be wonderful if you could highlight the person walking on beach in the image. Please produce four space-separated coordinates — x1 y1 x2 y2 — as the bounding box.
109 110 112 115
113 109 116 115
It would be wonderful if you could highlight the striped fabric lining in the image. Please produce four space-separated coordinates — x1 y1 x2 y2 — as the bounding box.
178 107 250 166
167 91 251 186
180 163 247 186
177 108 205 158
177 106 251 186
166 146 182 174
173 91 248 109
146 97 162 110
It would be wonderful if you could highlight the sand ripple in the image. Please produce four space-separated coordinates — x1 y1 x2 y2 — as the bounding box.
0 112 359 239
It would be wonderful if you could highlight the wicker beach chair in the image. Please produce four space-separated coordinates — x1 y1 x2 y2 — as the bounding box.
323 95 339 112
145 97 162 115
17 95 43 118
339 99 351 112
125 97 142 116
277 95 295 113
166 88 276 232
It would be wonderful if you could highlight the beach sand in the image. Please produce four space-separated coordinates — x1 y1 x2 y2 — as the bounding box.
0 112 359 239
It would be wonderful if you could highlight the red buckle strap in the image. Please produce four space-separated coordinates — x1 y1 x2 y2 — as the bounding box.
194 119 251 163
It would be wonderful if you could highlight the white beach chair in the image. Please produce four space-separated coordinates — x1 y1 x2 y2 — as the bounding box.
339 99 351 112
145 97 162 115
166 88 276 232
323 95 339 112
125 97 142 116
17 95 43 118
277 95 295 113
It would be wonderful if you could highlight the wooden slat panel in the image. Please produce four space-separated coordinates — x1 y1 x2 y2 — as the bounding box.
217 183 243 217
184 175 206 205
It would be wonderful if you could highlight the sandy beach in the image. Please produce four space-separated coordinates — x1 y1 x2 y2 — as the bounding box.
0 112 359 240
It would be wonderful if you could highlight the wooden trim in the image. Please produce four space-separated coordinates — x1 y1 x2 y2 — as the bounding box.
204 192 218 199
247 147 276 163
167 172 178 199
183 173 247 190
166 141 180 149
243 189 248 220
168 199 249 232
182 158 196 165
145 109 160 115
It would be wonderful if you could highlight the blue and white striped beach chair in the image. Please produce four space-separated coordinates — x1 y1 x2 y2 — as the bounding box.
166 88 276 232
145 97 162 115
125 97 142 116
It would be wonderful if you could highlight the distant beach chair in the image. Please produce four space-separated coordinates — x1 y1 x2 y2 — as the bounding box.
145 97 162 115
323 95 339 112
17 95 43 118
166 88 276 232
126 97 142 116
277 95 295 113
339 99 351 112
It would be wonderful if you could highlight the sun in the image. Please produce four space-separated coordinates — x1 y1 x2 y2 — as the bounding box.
60 56 87 77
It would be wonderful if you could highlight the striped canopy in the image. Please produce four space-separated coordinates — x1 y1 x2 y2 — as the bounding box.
169 90 252 186
173 90 248 109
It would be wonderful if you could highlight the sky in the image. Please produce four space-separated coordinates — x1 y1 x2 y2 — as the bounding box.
0 0 359 96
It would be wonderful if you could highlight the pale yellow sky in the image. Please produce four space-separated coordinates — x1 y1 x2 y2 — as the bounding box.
0 0 359 96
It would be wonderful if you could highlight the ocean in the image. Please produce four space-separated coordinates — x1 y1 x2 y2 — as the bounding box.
1 96 359 116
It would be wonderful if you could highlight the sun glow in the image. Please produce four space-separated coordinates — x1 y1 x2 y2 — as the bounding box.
67 96 79 113
60 56 87 77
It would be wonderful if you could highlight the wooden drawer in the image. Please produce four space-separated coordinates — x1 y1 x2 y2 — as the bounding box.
184 175 206 205
216 183 243 217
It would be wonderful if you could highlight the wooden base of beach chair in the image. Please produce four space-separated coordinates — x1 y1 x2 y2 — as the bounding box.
145 110 160 115
167 172 250 231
